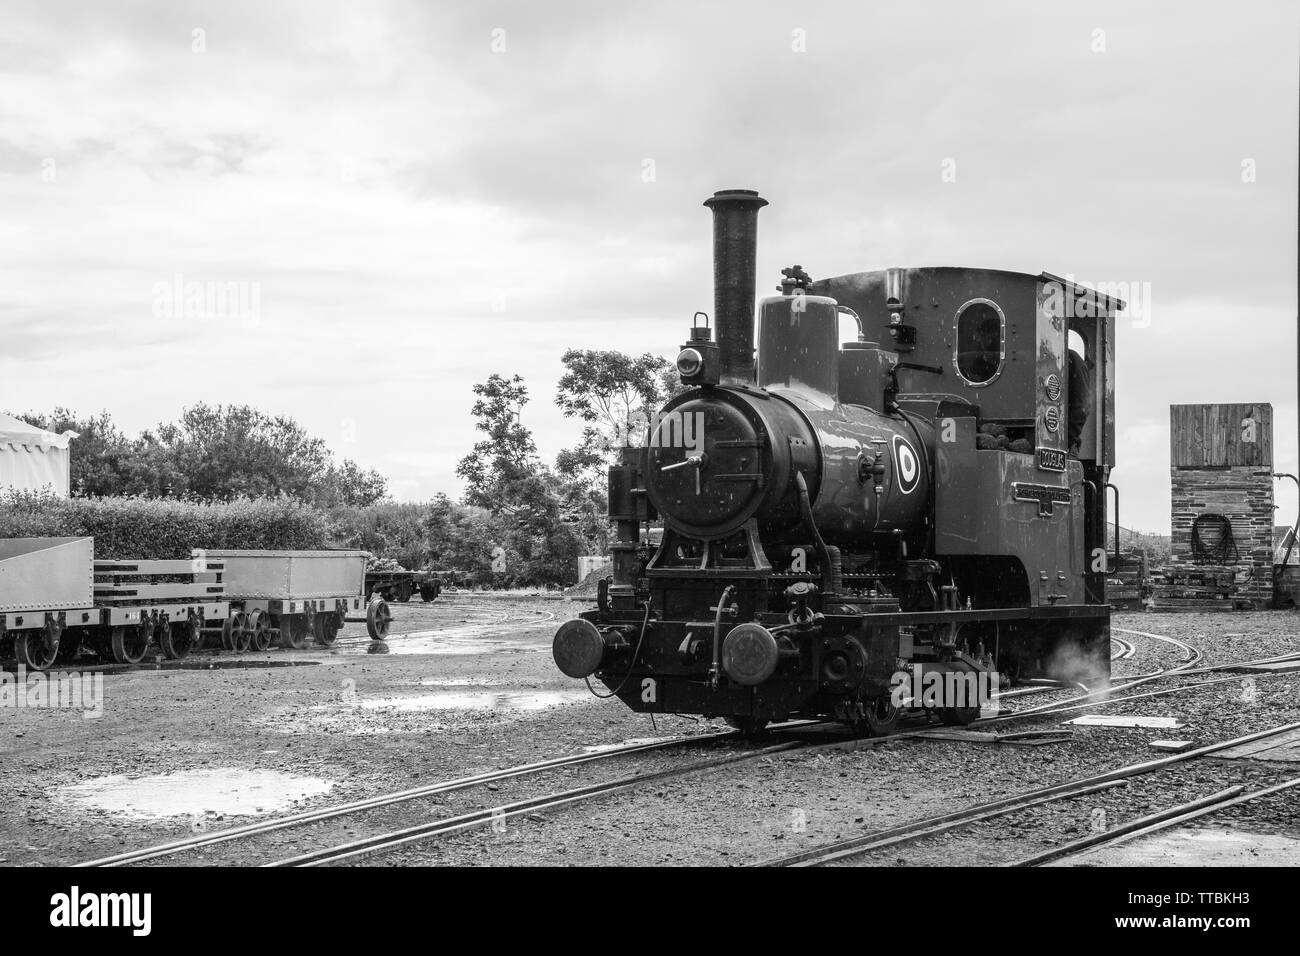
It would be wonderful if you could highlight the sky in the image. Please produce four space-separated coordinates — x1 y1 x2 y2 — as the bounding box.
2 0 1296 532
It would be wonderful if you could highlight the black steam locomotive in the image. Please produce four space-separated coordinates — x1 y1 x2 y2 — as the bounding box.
553 189 1120 736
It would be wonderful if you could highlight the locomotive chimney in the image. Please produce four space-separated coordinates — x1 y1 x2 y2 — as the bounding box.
704 188 768 386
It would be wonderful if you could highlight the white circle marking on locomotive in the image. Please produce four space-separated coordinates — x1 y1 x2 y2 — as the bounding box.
892 434 921 495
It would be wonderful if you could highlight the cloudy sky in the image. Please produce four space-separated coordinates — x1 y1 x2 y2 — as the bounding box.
2 0 1296 531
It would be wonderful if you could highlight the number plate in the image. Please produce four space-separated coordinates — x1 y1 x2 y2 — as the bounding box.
1037 447 1066 472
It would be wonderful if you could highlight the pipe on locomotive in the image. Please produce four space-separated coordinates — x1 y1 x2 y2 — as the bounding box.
703 189 768 385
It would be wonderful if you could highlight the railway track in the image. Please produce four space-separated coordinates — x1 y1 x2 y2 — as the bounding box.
79 721 844 867
1113 625 1205 670
757 720 1300 867
76 729 740 866
996 625 1201 707
266 739 807 866
980 626 1300 727
986 640 1300 728
1015 775 1300 866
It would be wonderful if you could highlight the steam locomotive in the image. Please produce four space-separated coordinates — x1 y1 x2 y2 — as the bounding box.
553 189 1120 736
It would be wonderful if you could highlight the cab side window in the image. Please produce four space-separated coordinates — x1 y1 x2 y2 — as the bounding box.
955 299 1004 386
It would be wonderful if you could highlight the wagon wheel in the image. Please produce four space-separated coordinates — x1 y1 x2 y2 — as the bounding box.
246 610 271 652
366 599 392 640
280 614 312 650
419 582 440 603
232 611 251 651
14 620 62 672
110 623 151 665
313 611 342 646
394 582 413 603
151 613 173 659
221 611 245 651
160 613 200 660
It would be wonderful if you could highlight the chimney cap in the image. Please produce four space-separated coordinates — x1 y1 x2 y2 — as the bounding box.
704 188 768 209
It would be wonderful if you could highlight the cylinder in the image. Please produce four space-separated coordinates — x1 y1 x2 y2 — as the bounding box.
703 189 768 386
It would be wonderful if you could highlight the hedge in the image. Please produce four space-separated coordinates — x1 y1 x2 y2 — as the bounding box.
0 492 327 559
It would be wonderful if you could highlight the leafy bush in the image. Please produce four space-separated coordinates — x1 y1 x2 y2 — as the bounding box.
0 490 582 587
328 502 432 571
0 491 326 558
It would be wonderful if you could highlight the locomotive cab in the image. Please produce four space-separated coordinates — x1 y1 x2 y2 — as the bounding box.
811 266 1120 614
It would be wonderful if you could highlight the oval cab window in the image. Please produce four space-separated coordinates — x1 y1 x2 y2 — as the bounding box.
954 299 1005 387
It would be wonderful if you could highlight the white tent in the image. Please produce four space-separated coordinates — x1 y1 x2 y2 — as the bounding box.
0 412 76 496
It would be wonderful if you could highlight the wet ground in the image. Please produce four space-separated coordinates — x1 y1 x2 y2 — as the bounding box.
1053 826 1300 866
0 601 1297 866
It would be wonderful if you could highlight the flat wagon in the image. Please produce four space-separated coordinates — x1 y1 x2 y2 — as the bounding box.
364 569 441 604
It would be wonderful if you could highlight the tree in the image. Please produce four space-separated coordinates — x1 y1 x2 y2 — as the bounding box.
152 404 331 501
552 351 678 555
455 374 581 587
456 374 540 514
555 350 672 456
319 459 389 508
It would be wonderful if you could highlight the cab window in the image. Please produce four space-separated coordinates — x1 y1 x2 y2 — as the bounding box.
955 299 1004 386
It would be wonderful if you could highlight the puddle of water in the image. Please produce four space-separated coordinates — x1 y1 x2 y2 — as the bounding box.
387 632 547 656
412 677 506 687
58 768 335 820
1057 826 1300 866
358 690 587 713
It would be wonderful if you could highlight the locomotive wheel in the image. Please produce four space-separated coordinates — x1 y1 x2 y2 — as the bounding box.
14 625 60 672
279 614 312 650
723 716 770 739
313 612 341 646
111 623 151 665
853 697 901 737
366 599 392 640
246 611 271 652
160 615 200 660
